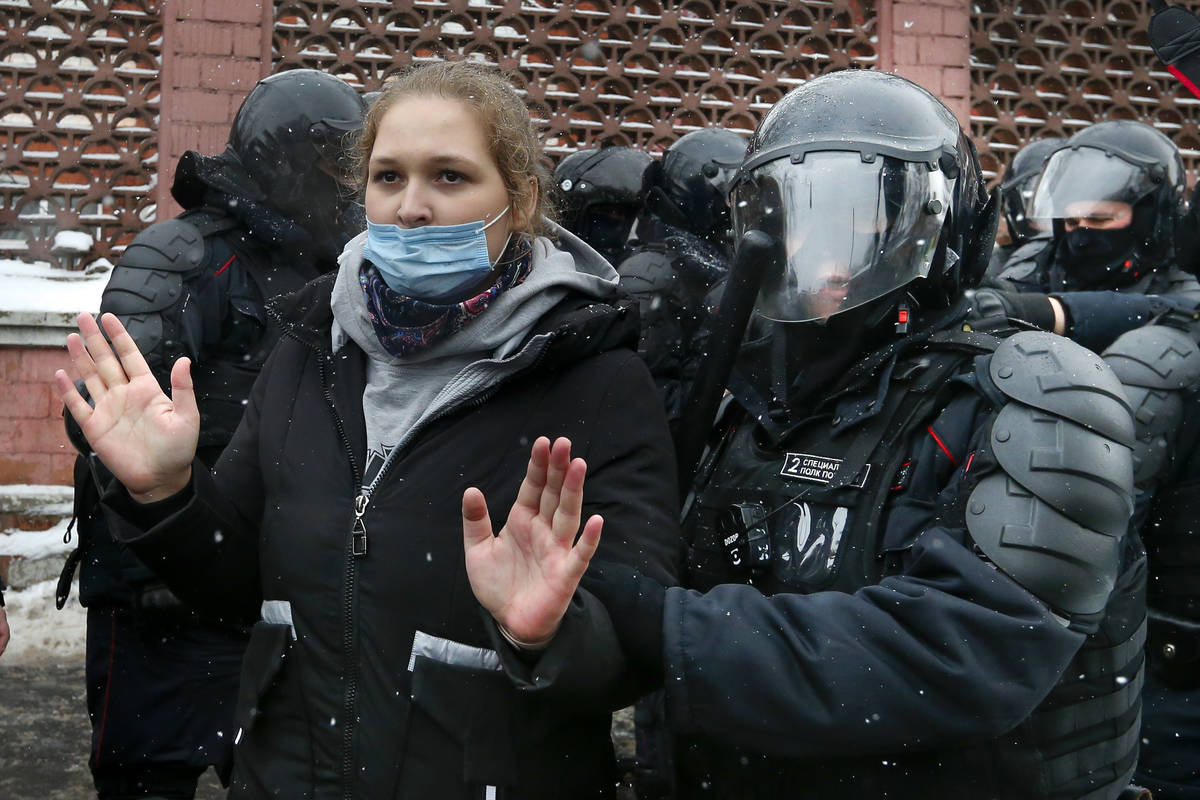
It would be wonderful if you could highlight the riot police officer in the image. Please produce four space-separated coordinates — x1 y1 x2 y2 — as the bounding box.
554 145 653 266
986 136 1063 277
973 121 1200 356
972 120 1200 800
576 70 1146 798
997 121 1200 300
61 69 364 798
617 128 747 423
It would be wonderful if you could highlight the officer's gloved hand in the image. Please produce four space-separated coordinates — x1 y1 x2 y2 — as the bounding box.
967 287 1056 331
134 581 188 625
581 561 666 684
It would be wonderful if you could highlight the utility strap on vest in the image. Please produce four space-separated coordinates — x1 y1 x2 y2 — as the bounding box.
1031 666 1145 740
1072 618 1149 680
1042 711 1142 790
829 342 980 490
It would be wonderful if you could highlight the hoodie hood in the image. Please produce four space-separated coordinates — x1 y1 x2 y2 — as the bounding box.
331 219 620 365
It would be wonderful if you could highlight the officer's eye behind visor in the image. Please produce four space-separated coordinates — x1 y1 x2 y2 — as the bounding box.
733 151 951 323
1027 147 1158 222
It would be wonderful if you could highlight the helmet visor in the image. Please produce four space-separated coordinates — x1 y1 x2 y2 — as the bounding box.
1003 174 1053 240
1027 147 1157 223
310 117 363 178
733 151 952 323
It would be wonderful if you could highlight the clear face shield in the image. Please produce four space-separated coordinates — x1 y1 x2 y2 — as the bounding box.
1026 146 1158 225
1003 174 1054 240
732 151 953 323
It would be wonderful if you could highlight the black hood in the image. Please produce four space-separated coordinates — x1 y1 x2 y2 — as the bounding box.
172 149 359 266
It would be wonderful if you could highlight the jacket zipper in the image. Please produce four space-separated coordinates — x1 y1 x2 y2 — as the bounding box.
279 316 563 798
317 355 365 800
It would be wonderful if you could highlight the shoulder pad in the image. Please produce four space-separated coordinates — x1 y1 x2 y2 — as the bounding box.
988 331 1135 447
996 240 1047 280
1162 267 1200 305
1103 324 1200 391
967 330 1136 621
617 249 678 295
1103 325 1200 486
986 402 1132 537
102 219 212 316
118 218 208 273
966 473 1123 619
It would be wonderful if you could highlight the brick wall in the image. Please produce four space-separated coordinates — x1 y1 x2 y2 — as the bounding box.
879 0 972 127
0 346 74 486
153 0 272 220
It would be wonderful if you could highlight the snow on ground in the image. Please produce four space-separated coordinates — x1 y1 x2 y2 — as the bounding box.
0 257 108 314
3 578 86 665
1 487 84 665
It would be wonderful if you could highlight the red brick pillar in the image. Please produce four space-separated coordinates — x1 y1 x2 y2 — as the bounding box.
876 0 972 128
0 346 74 486
154 0 273 220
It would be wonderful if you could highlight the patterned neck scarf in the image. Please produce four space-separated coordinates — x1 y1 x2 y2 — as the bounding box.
359 238 534 359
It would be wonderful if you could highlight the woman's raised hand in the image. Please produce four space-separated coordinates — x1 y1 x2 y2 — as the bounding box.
462 437 603 646
54 313 197 502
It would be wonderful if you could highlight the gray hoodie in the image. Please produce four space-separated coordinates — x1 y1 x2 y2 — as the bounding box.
329 222 619 489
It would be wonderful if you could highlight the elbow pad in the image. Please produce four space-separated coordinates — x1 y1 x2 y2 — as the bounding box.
1102 324 1200 489
966 331 1136 626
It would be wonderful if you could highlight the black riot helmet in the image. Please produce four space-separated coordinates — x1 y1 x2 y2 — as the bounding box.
1028 120 1186 289
730 69 993 326
227 69 365 231
644 128 747 241
555 146 653 264
1000 137 1064 244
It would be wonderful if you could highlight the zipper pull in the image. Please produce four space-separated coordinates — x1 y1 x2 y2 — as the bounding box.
352 493 369 556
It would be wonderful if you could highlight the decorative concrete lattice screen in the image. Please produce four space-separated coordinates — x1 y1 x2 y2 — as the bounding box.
271 0 879 157
971 0 1200 182
0 0 162 270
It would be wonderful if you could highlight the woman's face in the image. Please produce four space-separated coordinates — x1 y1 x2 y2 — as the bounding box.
365 95 524 263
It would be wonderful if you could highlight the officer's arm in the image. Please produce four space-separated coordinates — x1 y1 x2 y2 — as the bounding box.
1054 290 1184 352
661 536 1084 758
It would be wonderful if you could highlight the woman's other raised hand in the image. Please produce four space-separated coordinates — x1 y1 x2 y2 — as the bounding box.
462 436 603 646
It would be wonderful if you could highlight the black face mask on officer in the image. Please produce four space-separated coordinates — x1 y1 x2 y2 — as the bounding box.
1054 200 1154 290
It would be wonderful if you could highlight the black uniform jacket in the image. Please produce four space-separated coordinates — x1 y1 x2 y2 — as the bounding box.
667 347 1105 796
105 274 681 799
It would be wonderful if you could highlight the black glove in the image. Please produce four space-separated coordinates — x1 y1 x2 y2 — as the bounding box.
967 287 1056 331
581 561 666 683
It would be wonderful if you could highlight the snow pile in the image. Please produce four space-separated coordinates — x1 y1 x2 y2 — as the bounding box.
51 230 94 254
3 578 86 665
1 518 75 560
0 257 108 314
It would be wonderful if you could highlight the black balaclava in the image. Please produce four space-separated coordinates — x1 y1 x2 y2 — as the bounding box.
1053 199 1156 290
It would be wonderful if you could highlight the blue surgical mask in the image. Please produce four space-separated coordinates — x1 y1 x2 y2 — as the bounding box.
363 206 511 302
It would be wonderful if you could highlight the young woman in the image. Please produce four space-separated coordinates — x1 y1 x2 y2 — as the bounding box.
56 61 679 799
